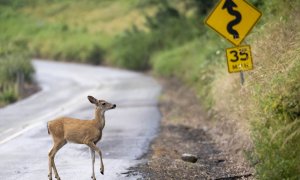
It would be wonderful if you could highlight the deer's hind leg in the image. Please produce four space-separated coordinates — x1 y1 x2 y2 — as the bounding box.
48 139 66 180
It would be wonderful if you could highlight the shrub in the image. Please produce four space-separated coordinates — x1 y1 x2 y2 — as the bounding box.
111 28 153 70
85 44 105 65
110 4 199 70
0 42 34 105
251 61 300 179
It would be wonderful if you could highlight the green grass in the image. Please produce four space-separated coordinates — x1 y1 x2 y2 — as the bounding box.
209 4 300 178
250 61 300 179
109 4 201 70
152 31 227 107
0 0 152 64
247 14 300 178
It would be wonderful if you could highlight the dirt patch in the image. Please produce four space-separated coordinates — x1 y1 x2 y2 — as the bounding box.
128 78 254 179
22 82 40 98
0 82 40 108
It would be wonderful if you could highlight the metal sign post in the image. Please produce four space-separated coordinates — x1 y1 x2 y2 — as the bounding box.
240 71 245 85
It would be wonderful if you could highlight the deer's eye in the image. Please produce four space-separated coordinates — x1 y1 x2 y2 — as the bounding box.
102 102 106 106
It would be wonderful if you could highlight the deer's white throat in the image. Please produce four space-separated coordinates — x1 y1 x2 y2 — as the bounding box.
95 108 105 129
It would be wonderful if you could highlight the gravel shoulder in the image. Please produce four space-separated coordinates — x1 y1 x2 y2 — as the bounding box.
129 78 254 179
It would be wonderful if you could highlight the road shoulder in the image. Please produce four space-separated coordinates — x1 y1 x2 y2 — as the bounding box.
128 78 254 179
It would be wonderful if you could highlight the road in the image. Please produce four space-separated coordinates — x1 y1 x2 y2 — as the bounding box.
0 60 161 179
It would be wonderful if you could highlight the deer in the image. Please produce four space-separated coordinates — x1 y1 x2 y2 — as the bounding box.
47 95 116 180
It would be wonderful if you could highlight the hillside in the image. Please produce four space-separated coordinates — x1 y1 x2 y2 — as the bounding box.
0 0 154 64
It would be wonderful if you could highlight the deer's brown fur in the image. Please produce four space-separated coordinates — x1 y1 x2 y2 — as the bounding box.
47 96 116 180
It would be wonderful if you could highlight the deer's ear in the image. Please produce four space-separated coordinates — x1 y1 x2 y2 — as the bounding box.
87 96 97 104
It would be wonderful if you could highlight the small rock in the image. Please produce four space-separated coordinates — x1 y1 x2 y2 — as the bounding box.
181 153 198 163
216 159 225 163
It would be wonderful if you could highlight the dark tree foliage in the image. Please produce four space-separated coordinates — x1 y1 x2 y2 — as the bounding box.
112 0 199 70
192 0 215 16
145 5 180 30
248 0 265 8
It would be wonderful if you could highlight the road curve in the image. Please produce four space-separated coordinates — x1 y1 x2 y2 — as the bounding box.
0 60 161 179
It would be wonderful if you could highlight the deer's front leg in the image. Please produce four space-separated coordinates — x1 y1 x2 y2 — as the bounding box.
90 148 96 180
87 142 104 175
48 151 53 180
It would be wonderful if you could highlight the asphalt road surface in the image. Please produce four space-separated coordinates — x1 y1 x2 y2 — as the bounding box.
0 60 161 180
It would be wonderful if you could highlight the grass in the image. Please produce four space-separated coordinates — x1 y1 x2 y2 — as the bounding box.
209 6 300 179
0 0 152 105
0 0 153 64
110 16 200 70
248 13 300 178
152 31 227 107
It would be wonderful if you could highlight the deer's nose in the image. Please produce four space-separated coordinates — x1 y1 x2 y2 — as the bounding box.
112 104 116 108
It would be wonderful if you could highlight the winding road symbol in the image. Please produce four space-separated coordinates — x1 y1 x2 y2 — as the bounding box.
222 0 241 39
205 0 262 46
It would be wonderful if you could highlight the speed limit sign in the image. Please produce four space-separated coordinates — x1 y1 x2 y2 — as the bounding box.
226 45 253 73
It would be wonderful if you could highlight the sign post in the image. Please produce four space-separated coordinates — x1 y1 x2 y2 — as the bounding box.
240 71 245 85
205 0 262 84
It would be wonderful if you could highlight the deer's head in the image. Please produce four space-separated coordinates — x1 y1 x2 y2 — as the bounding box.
88 95 116 112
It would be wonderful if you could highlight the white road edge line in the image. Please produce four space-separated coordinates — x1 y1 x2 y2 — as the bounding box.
0 89 98 146
0 122 43 145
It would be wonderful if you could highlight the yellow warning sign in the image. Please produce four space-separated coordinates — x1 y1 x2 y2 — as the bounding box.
226 45 253 73
205 0 262 46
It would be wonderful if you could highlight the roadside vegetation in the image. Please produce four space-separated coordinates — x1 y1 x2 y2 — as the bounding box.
1 0 299 179
209 2 300 179
114 1 300 179
0 41 34 106
0 0 152 64
0 0 147 105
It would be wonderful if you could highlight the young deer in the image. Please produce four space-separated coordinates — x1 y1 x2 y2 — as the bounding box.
47 96 116 180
